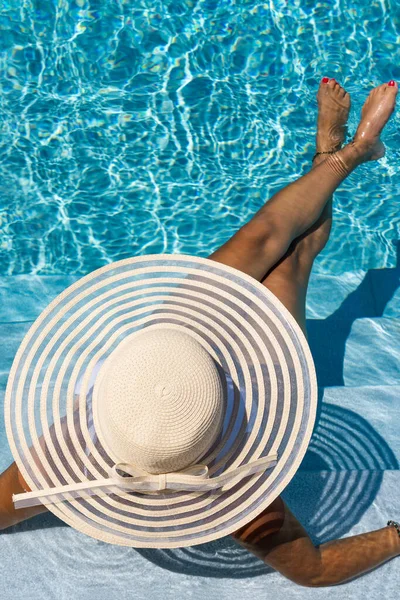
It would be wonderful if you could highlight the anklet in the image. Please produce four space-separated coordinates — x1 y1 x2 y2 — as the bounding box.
312 138 357 163
387 520 400 539
312 150 338 162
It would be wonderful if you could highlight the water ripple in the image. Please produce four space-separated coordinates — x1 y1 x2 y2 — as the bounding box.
0 0 399 275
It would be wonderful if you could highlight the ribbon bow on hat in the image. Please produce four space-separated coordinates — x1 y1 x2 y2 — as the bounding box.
13 455 279 509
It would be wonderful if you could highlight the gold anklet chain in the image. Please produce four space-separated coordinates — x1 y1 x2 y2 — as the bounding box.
312 137 357 163
312 150 338 162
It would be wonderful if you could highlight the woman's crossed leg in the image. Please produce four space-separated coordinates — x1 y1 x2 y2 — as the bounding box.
208 78 399 587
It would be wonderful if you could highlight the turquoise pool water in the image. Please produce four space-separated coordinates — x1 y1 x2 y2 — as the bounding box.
0 0 399 276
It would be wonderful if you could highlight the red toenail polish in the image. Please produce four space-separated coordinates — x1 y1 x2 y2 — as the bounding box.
388 80 395 86
322 77 329 83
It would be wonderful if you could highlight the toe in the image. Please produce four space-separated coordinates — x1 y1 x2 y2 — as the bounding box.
334 82 343 94
317 78 327 92
386 81 398 93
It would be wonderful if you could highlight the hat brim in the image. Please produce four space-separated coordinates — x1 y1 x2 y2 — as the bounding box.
5 254 317 548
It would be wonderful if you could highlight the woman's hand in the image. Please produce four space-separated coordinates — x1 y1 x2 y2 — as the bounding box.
0 461 48 531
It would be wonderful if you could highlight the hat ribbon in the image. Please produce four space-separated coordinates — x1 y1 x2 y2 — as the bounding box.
13 453 278 509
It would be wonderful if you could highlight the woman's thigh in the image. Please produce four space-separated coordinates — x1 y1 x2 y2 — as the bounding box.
208 243 309 338
261 265 309 337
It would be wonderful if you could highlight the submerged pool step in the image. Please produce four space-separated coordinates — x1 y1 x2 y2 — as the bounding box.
306 267 400 320
301 384 400 472
308 316 400 387
0 317 398 391
0 311 397 389
1 273 398 389
0 267 399 322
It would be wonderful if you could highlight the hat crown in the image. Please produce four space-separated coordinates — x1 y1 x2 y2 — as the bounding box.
93 328 225 474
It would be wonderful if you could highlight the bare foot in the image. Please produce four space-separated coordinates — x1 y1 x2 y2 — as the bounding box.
316 78 351 153
296 77 351 256
353 81 398 161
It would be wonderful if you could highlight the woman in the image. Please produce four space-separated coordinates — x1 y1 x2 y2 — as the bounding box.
1 77 399 587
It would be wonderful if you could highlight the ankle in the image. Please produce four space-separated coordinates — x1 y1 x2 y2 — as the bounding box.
311 154 328 169
323 141 365 176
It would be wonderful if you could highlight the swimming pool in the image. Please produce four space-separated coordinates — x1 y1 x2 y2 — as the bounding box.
1 3 400 599
0 0 400 275
0 0 399 276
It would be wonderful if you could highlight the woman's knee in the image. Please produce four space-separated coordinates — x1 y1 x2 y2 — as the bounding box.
208 222 293 282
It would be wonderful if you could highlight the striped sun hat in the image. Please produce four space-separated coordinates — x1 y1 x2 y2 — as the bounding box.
5 254 317 548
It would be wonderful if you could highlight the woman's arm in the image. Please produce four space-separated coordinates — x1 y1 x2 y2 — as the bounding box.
0 394 83 531
231 496 400 587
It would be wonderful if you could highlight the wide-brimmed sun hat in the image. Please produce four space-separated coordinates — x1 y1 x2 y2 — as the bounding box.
5 254 317 549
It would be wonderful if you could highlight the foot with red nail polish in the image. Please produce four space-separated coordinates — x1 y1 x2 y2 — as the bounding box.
352 81 398 161
316 77 351 154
